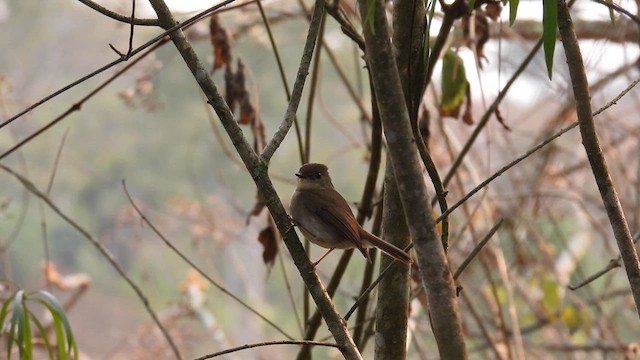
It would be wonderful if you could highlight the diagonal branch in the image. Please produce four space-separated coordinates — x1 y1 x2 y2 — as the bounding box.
146 0 362 358
78 0 159 26
0 164 183 360
259 0 325 163
557 0 640 318
358 0 467 358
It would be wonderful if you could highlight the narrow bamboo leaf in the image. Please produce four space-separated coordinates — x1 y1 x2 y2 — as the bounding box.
9 291 25 359
21 308 33 360
542 0 558 79
469 0 476 11
0 293 15 327
35 291 78 359
28 311 55 360
509 0 519 26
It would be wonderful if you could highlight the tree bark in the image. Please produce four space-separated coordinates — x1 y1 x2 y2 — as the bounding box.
557 0 640 318
148 0 363 358
358 0 468 358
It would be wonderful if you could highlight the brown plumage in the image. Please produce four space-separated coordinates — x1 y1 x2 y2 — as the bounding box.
290 163 412 264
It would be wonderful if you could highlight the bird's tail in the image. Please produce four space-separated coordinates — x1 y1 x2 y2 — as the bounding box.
361 231 412 264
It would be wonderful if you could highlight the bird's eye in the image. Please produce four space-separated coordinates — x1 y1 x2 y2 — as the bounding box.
313 172 322 180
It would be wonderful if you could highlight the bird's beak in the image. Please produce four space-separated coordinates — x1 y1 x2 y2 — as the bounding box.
295 173 303 178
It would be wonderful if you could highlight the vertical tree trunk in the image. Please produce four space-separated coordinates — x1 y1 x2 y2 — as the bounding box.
358 0 468 358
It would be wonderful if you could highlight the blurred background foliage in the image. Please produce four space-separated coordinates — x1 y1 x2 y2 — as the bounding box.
1 0 640 358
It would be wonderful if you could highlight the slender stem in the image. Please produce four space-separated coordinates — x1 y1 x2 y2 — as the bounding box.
255 0 306 162
77 0 158 25
359 0 467 357
194 340 341 359
557 0 640 317
147 0 362 357
453 219 503 280
0 164 183 360
124 183 294 339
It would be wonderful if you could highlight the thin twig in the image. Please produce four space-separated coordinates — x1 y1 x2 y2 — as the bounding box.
194 340 341 359
259 0 325 163
0 38 168 161
436 77 640 223
569 231 640 290
77 0 159 26
441 38 544 188
122 181 294 340
0 0 238 133
0 164 183 360
453 219 504 280
591 0 640 24
147 0 362 357
558 0 640 317
256 0 306 162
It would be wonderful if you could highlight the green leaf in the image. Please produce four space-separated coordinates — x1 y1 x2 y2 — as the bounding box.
0 293 15 327
469 0 476 11
440 50 468 116
21 306 33 360
28 311 55 360
509 0 519 26
33 291 78 360
542 0 558 79
8 291 25 359
541 278 561 315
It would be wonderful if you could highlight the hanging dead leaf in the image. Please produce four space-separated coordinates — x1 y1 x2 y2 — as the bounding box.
257 224 279 266
462 82 474 125
240 95 256 128
210 15 231 72
494 107 511 131
462 3 502 68
224 64 242 114
43 261 91 290
485 1 502 20
246 189 266 224
225 59 257 127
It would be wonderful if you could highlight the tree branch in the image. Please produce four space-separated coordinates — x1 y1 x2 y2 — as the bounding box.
557 0 640 318
0 164 183 360
358 0 467 358
146 0 362 357
77 0 159 26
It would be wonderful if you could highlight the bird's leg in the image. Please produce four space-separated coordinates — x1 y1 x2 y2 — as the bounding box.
312 248 335 267
286 215 299 235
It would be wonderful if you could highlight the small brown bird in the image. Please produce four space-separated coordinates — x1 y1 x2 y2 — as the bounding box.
289 163 412 264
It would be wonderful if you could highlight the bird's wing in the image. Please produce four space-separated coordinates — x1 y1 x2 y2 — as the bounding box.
299 190 363 249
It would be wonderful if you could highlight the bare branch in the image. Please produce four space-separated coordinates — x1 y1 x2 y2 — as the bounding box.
558 0 640 318
195 340 341 359
122 181 294 340
0 164 183 360
77 0 159 26
453 219 504 280
259 0 325 163
146 0 362 357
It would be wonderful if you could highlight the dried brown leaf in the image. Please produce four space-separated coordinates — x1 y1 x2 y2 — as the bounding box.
43 261 92 290
485 2 502 20
210 15 232 71
462 82 474 125
246 190 266 224
257 224 279 266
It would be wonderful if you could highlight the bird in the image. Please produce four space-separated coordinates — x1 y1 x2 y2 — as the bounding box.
289 163 412 265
